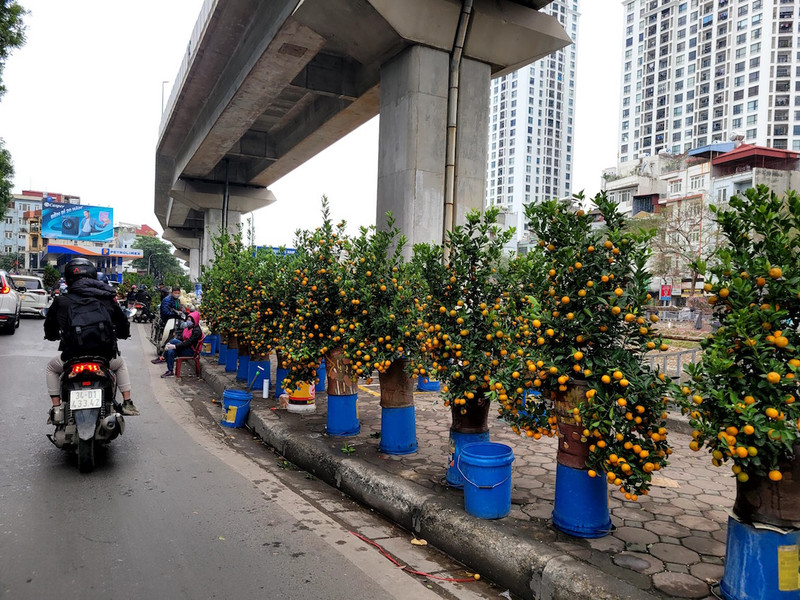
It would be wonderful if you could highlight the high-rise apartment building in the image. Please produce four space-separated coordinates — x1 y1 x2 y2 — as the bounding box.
618 0 800 163
485 0 580 251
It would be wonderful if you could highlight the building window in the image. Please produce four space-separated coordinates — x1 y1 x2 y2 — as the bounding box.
690 175 705 190
669 180 682 194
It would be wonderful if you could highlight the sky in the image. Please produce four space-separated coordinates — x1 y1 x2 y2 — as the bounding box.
0 1 623 248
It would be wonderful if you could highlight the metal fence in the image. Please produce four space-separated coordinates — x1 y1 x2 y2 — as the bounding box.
647 348 702 382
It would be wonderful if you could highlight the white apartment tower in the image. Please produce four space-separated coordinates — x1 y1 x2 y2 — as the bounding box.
485 1 580 251
619 0 800 162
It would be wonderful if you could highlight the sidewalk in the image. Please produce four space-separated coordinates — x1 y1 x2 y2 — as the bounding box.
200 356 731 600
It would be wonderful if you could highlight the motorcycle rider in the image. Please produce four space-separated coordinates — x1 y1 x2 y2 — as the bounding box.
125 284 138 309
44 258 139 418
152 286 183 364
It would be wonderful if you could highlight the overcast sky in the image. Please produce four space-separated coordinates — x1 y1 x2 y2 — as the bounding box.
0 1 623 247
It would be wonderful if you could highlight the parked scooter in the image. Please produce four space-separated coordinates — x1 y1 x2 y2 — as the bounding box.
149 309 186 355
132 300 154 323
47 356 125 473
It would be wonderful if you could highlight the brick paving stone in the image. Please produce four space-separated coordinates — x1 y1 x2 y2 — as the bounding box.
689 561 725 583
613 551 664 574
612 507 650 522
520 503 552 520
664 562 690 574
586 536 625 553
695 494 731 507
652 572 710 599
614 526 659 545
651 503 686 517
670 496 710 511
675 514 721 532
682 536 726 557
711 528 729 544
649 543 701 564
644 520 692 538
690 478 730 492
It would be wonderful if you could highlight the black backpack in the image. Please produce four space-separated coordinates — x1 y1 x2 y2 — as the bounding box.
63 296 117 354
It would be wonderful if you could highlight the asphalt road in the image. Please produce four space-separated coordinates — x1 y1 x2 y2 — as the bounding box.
0 316 489 600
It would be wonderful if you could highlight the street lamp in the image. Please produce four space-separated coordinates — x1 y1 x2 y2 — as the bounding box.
147 253 154 276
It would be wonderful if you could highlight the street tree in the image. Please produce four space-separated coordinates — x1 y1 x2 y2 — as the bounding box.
0 1 27 219
131 235 184 281
627 198 716 295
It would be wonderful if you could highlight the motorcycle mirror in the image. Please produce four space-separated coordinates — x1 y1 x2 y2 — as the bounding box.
41 307 49 317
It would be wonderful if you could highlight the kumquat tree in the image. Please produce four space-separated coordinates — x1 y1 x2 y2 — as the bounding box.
682 185 800 489
493 193 674 500
411 207 521 431
198 227 249 338
278 197 354 392
339 215 424 380
247 246 296 360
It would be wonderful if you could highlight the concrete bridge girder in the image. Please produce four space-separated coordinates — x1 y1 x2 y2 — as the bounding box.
155 0 571 265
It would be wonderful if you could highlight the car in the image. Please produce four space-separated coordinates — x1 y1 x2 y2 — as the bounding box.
0 270 22 334
11 274 50 317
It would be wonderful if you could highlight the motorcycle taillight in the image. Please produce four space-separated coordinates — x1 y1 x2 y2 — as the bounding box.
70 362 102 376
0 283 9 294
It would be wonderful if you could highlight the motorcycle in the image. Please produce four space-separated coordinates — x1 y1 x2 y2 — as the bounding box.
150 310 186 354
132 300 154 323
47 357 125 473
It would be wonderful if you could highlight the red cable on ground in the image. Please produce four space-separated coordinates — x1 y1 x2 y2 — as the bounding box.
349 531 477 583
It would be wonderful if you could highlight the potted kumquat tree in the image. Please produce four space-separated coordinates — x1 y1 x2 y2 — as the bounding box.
340 215 425 454
681 185 800 600
493 193 673 538
412 207 522 486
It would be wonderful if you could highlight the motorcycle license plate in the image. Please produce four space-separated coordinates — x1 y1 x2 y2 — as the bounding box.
70 389 103 410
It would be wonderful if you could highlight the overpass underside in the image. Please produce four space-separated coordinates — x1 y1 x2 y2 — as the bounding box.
155 0 571 277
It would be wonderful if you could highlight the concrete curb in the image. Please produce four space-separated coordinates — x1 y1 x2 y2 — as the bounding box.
201 363 659 600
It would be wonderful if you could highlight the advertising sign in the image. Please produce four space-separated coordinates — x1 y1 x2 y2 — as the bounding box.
660 284 672 301
41 201 114 242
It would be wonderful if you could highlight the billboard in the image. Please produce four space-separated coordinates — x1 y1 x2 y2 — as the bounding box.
41 201 114 242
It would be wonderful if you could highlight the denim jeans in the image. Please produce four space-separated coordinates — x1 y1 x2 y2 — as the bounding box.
165 338 193 371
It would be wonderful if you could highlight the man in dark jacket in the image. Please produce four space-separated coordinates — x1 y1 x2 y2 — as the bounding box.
44 258 139 418
159 285 183 321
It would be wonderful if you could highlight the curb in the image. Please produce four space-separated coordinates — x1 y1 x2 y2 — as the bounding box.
201 362 659 600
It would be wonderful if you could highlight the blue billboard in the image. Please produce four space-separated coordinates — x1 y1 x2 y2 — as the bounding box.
41 201 114 242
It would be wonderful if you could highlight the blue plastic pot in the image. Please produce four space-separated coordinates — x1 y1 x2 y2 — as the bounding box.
218 343 227 365
326 393 360 437
417 376 440 392
274 366 289 398
224 347 238 373
202 334 219 356
247 360 270 391
446 430 491 488
315 359 327 393
379 406 417 455
236 354 250 382
720 516 800 599
552 463 612 538
458 442 514 519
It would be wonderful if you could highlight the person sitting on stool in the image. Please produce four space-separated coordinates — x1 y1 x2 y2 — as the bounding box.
159 311 202 378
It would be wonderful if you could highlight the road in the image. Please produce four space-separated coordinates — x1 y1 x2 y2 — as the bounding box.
0 316 494 600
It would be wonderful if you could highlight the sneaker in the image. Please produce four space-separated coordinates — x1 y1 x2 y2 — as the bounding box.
161 370 174 378
151 357 165 364
121 400 140 416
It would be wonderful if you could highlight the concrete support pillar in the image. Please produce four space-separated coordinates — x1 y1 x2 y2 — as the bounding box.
201 208 242 266
189 248 201 281
376 45 490 256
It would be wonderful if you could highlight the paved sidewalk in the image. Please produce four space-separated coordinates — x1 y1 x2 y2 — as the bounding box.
200 356 732 600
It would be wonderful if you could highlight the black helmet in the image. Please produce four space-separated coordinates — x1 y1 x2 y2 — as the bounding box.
140 285 148 291
64 258 97 286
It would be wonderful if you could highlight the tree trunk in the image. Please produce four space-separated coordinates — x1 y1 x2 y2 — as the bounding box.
733 445 800 528
553 381 591 470
324 347 358 396
379 359 414 409
450 390 490 434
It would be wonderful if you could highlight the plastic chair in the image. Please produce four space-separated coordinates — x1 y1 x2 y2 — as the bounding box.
176 335 205 378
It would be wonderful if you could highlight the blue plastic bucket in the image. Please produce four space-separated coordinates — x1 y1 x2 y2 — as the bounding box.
315 359 327 393
417 376 440 392
447 430 491 488
721 516 800 599
248 360 270 390
218 343 228 365
275 367 290 398
202 334 219 356
380 406 417 455
221 389 252 428
458 442 514 519
552 463 613 538
236 354 250 382
224 347 238 373
326 393 360 437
